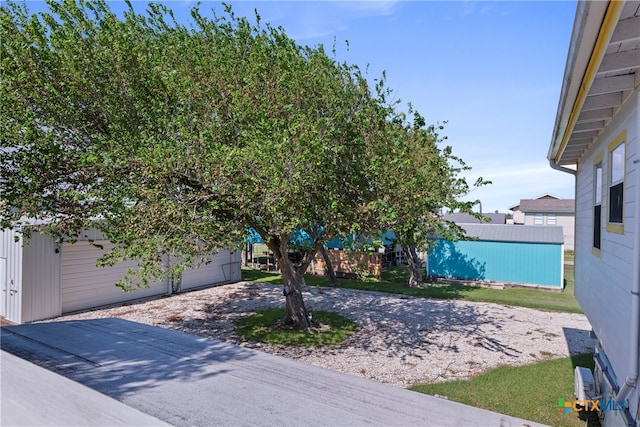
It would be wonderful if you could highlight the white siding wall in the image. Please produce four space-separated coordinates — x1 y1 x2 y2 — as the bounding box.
512 210 525 224
574 88 639 417
1 226 243 322
557 214 575 251
21 232 62 323
0 228 24 323
181 250 242 291
61 241 168 313
0 228 62 324
523 213 575 250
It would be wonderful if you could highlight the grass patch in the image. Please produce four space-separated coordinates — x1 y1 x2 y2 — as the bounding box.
235 308 357 347
242 265 582 314
241 268 285 284
410 353 595 427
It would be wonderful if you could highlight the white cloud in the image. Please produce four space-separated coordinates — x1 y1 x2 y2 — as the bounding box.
332 1 401 17
226 1 401 41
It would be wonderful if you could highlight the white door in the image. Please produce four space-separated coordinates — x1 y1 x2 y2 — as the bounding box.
0 256 18 323
61 242 168 313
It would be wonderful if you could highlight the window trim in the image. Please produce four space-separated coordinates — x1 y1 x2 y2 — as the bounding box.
606 131 626 234
546 214 557 225
593 153 603 255
533 213 544 225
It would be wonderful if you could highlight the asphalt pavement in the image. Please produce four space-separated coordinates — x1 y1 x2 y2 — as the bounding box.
1 318 546 426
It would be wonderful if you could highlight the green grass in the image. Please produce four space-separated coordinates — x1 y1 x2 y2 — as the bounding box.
235 308 358 347
242 265 582 314
410 353 595 427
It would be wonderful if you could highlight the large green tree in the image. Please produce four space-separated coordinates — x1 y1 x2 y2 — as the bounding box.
1 0 390 329
369 106 488 286
1 0 483 327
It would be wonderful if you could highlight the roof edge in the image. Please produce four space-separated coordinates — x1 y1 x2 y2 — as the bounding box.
548 1 619 165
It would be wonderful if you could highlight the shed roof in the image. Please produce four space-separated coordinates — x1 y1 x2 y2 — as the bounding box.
457 224 565 244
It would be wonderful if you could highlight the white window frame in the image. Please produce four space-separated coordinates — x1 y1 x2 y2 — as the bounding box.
546 214 557 225
593 154 602 254
606 131 625 234
533 213 544 225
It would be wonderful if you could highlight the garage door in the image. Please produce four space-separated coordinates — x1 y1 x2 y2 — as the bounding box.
181 250 242 291
61 242 168 313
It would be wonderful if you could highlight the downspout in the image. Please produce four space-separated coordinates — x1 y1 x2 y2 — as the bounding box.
616 91 640 404
548 160 576 290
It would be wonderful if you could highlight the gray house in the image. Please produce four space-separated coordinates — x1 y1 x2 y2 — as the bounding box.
509 194 575 250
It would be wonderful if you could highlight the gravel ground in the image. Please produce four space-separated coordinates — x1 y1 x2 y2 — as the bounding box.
49 281 594 388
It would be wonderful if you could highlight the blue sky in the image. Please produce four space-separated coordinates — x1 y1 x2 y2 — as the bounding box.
24 0 579 213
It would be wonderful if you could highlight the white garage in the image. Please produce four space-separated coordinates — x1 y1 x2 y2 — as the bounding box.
0 227 241 324
180 252 242 291
60 241 169 314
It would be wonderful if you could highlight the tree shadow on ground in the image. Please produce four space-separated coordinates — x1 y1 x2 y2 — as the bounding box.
199 281 592 378
563 327 595 357
428 240 486 281
0 318 256 399
199 283 522 359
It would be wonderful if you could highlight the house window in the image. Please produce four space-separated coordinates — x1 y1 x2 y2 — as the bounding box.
546 214 557 225
593 159 602 250
607 131 625 234
533 214 544 225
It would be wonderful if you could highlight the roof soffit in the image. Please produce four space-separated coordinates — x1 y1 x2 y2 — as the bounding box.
550 1 640 166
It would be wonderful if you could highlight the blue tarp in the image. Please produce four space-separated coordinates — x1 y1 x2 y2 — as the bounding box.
244 228 317 247
246 228 397 249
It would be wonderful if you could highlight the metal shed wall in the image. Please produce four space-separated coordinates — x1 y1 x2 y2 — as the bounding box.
428 239 564 288
61 241 169 314
2 226 243 323
0 229 62 324
1 228 25 324
180 250 242 291
21 232 62 323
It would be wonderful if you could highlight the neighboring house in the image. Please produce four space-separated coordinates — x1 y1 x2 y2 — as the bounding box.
547 1 640 426
509 194 576 251
428 224 565 289
0 227 241 324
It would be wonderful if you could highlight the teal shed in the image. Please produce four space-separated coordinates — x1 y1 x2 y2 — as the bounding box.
428 224 565 289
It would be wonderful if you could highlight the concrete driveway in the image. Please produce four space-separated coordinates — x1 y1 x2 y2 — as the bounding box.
1 318 544 426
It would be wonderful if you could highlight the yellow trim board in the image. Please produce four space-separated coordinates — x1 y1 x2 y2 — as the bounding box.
554 1 624 164
593 152 603 165
605 130 626 234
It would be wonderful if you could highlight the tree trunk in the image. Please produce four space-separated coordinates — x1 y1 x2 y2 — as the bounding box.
266 238 312 330
319 246 338 286
279 257 310 329
402 245 424 287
